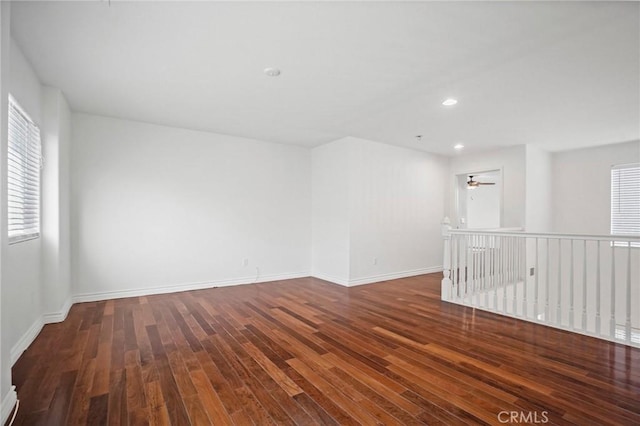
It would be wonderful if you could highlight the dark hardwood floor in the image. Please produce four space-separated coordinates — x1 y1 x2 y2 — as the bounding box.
10 273 640 425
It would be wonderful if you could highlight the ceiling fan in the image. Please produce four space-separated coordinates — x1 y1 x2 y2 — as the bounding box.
467 175 495 189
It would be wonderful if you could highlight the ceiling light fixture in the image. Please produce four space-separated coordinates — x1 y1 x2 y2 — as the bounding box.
442 98 458 106
454 143 464 150
263 67 281 77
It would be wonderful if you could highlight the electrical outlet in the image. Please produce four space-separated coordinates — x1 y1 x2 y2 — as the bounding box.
243 258 249 267
530 267 535 276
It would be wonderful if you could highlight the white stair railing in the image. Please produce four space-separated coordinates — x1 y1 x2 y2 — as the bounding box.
441 218 640 348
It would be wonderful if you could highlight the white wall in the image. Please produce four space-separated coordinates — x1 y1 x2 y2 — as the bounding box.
347 137 448 283
2 37 43 378
71 114 311 299
552 140 640 234
8 39 41 125
311 136 448 286
525 145 552 232
0 2 14 420
450 145 526 229
41 87 72 317
311 139 351 284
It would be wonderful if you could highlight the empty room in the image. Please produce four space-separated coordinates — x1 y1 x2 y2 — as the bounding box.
0 1 639 425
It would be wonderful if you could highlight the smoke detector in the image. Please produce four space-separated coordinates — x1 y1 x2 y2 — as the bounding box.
264 67 281 77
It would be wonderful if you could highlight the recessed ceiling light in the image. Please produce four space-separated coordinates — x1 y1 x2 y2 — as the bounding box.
415 135 423 142
442 98 458 106
264 67 281 77
454 144 464 150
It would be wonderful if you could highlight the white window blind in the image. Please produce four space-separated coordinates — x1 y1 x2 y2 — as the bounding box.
611 163 640 247
8 95 41 244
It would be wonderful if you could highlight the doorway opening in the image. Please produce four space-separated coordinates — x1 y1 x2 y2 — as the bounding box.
455 169 502 229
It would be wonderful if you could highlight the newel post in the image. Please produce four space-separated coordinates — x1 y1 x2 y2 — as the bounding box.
441 217 452 300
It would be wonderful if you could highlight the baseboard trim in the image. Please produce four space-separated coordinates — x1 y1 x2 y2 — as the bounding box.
42 297 72 323
310 273 350 287
72 272 311 304
1 386 17 425
10 297 75 365
10 317 44 366
312 266 442 287
347 266 442 287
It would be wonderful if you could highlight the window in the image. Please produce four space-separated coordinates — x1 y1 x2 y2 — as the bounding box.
7 95 42 244
611 163 640 247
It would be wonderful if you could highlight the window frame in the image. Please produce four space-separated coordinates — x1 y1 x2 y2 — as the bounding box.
7 94 42 245
610 162 640 248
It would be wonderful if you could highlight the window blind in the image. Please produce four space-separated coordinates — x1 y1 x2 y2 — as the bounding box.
8 95 41 244
611 163 640 247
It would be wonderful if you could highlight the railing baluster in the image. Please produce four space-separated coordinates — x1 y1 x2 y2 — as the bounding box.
513 237 518 316
483 235 487 292
610 243 616 339
523 237 528 318
534 237 539 320
458 234 462 293
625 241 631 344
520 237 529 318
557 239 562 325
479 236 482 296
455 235 461 294
490 236 494 304
458 235 467 299
471 235 475 305
495 236 498 294
511 236 515 284
484 235 489 308
458 234 463 299
582 239 587 331
465 234 470 303
441 219 451 301
570 239 574 329
452 233 457 300
456 233 460 294
545 238 550 322
471 236 480 305
477 235 481 301
450 234 455 291
503 237 509 313
494 236 499 311
460 234 465 301
596 240 601 335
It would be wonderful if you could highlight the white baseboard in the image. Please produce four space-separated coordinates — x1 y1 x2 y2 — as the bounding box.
310 273 350 287
10 317 44 366
347 266 442 287
313 266 442 287
10 297 78 366
42 297 72 323
72 271 311 304
1 386 17 425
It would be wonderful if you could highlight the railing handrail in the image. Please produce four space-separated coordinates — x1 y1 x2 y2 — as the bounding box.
448 228 640 242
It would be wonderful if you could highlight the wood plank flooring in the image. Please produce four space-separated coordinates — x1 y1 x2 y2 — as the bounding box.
11 274 640 425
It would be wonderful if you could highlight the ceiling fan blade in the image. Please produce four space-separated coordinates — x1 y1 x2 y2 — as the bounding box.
477 182 496 185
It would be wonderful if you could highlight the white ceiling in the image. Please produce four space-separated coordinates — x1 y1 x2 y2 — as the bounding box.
10 1 640 155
